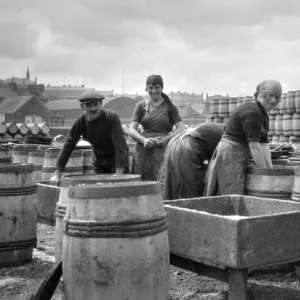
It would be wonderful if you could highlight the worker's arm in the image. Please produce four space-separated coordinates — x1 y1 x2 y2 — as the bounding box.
261 143 273 169
249 141 267 169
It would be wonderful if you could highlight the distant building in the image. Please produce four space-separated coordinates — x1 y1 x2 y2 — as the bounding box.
168 92 205 106
4 67 36 86
0 95 52 123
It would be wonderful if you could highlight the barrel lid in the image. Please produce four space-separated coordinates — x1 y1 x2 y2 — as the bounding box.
247 166 294 176
0 163 35 172
68 181 159 199
62 174 141 187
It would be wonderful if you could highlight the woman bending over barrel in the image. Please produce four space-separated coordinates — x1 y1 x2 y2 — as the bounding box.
129 75 185 180
206 79 282 196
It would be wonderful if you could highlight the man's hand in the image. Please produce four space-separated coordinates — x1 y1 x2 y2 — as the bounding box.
49 170 62 186
143 138 156 149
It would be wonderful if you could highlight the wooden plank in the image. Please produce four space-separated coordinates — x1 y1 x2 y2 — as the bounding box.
170 254 228 283
29 260 62 300
228 268 247 300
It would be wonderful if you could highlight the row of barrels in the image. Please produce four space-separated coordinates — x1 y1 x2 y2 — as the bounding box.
209 91 300 118
269 135 300 148
0 122 50 136
269 113 300 137
206 116 230 124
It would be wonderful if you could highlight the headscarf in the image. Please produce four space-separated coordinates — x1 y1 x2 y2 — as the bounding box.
254 79 282 99
145 74 174 107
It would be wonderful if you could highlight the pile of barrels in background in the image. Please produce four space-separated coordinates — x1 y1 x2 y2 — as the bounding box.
0 122 51 143
268 91 300 148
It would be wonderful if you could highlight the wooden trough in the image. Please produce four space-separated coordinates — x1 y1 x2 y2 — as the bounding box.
164 195 300 300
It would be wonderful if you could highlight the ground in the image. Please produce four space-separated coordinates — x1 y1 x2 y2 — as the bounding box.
0 223 300 300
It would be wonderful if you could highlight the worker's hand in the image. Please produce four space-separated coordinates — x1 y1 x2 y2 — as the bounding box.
143 138 156 149
49 174 61 186
154 136 168 148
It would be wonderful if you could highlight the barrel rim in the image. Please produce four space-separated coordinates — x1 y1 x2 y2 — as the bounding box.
246 166 294 176
61 174 141 187
68 181 160 199
0 163 35 172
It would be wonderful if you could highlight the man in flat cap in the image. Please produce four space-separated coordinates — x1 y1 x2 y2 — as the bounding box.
49 90 129 184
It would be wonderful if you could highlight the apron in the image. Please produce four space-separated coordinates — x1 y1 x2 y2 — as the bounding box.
206 135 252 196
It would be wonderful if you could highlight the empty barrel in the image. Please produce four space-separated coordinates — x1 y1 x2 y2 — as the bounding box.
62 181 169 300
279 93 287 114
295 91 300 113
246 167 295 200
0 123 7 135
28 149 46 182
283 114 293 136
12 144 39 164
0 163 37 267
6 123 18 136
275 114 283 136
0 144 13 163
27 123 40 135
209 99 219 118
218 98 229 118
16 123 29 136
292 168 300 201
293 113 300 137
229 98 237 116
269 115 276 135
287 91 296 114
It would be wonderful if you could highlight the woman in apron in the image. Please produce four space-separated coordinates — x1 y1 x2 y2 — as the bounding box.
206 79 282 196
129 75 184 180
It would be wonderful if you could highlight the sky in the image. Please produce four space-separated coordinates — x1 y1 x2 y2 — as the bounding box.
1 0 300 97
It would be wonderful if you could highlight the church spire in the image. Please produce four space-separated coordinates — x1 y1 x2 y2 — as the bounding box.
26 66 30 81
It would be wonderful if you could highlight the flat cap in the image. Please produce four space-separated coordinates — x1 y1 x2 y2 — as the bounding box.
78 90 105 103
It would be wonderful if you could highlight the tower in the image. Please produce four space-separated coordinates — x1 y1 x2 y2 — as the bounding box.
26 66 30 81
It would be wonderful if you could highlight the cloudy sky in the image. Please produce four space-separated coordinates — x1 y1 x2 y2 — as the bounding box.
1 0 300 97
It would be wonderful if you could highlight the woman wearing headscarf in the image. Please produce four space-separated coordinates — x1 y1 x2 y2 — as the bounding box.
206 79 282 196
129 75 185 180
158 122 224 200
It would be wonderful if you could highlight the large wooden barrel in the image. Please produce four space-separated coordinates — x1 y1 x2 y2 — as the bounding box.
246 167 295 200
82 149 94 174
292 168 300 201
27 123 40 135
62 182 169 300
228 97 237 116
12 144 39 164
279 93 287 114
283 114 293 136
0 122 7 135
295 90 300 113
209 99 219 118
293 113 300 137
269 115 276 135
0 163 37 267
1 133 13 142
218 98 229 118
16 123 29 135
28 149 46 182
41 148 83 181
275 114 283 136
6 123 18 135
38 123 50 135
0 144 13 163
287 91 296 114
14 133 24 141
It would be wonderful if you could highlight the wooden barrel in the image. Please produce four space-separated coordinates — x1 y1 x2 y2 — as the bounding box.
0 144 13 163
1 133 13 142
41 148 83 181
279 93 287 114
82 149 94 174
283 114 293 136
279 135 289 143
27 123 40 135
12 144 39 164
14 133 24 141
16 123 29 135
246 167 295 200
293 113 300 137
6 123 18 135
287 91 296 114
0 123 7 135
62 182 169 300
228 98 237 116
218 98 229 118
236 97 243 108
292 168 300 201
272 135 280 143
275 114 283 136
269 115 276 135
295 90 300 113
28 149 46 182
213 117 222 123
209 99 219 118
38 123 50 135
0 163 37 267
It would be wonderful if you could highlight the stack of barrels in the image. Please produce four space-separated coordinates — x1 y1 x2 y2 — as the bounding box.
269 91 300 149
0 122 50 143
208 96 252 124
